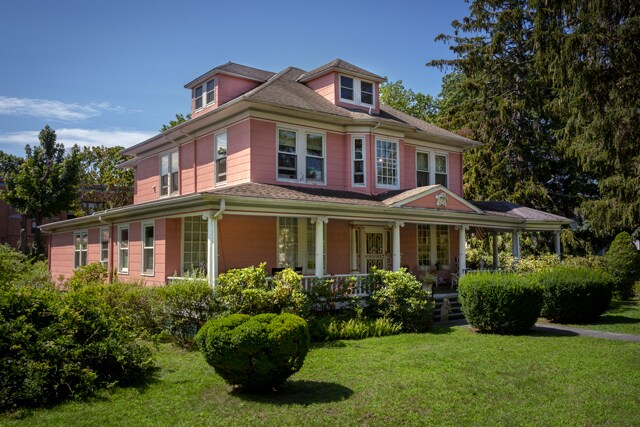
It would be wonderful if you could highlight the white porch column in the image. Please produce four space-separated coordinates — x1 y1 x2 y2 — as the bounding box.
350 227 358 272
392 221 404 271
492 231 499 268
458 225 467 277
555 230 562 260
314 217 328 278
512 230 521 261
206 214 219 287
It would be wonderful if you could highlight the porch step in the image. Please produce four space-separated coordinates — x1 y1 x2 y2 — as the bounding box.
433 295 465 323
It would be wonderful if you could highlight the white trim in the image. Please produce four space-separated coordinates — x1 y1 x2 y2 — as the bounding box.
99 227 109 268
387 184 484 213
159 150 179 197
117 224 130 275
339 74 375 107
276 126 327 186
375 137 400 190
416 149 430 186
73 230 89 269
193 78 216 112
141 220 155 276
214 129 227 185
351 135 367 187
416 224 451 269
433 152 449 187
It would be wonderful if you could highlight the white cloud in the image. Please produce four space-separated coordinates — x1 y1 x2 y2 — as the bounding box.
0 128 156 152
0 96 129 121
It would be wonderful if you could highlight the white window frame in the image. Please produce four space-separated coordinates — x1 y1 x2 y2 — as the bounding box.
416 150 430 187
141 221 155 276
100 227 109 268
118 224 129 275
434 153 449 187
352 135 367 187
215 130 227 184
415 149 449 188
182 215 208 274
160 150 179 197
276 127 326 185
417 224 450 270
276 217 326 275
73 230 88 269
194 78 215 111
339 74 375 107
375 138 400 190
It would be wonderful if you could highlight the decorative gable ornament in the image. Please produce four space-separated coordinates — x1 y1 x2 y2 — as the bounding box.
435 192 448 209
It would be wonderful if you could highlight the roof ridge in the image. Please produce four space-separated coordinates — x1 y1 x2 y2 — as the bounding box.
241 66 298 99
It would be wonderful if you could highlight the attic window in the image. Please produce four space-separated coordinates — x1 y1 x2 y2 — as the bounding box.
339 75 374 107
194 78 215 110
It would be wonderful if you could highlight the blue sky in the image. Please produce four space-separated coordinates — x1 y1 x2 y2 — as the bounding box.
0 0 470 156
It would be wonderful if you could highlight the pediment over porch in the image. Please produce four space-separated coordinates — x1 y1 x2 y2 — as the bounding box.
382 185 483 214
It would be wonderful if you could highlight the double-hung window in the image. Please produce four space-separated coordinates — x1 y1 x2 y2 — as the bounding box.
118 226 129 274
160 151 179 196
194 78 215 110
142 222 154 276
417 152 430 186
215 130 227 184
376 139 399 188
417 224 450 269
100 227 109 267
435 154 448 186
352 136 366 186
73 231 88 268
339 75 374 107
277 128 325 184
277 217 326 274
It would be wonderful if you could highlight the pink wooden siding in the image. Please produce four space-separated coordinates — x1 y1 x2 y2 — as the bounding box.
180 141 196 194
50 231 74 281
449 227 459 272
403 144 416 189
134 155 159 203
226 119 251 185
305 72 336 103
87 227 100 265
250 119 277 183
128 222 141 278
400 223 417 276
195 134 215 192
327 220 350 274
217 74 261 106
326 132 346 188
154 219 166 282
219 215 277 272
405 194 475 212
449 152 463 196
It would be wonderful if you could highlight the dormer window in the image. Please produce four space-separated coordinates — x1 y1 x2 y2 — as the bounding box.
340 75 374 107
194 78 215 110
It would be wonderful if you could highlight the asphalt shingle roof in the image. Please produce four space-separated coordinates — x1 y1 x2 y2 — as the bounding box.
184 62 276 88
297 58 386 82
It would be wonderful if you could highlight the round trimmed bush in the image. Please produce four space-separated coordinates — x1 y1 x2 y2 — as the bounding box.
458 272 543 334
538 267 614 323
195 313 310 391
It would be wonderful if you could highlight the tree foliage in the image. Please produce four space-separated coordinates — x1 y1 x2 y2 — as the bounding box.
76 145 134 215
0 126 81 254
160 113 191 132
379 80 439 123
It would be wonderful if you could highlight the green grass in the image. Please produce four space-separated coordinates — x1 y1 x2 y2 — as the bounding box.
548 298 640 335
2 327 639 427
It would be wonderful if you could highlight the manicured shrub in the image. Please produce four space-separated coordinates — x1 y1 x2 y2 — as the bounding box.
0 282 154 410
216 264 308 316
365 268 434 332
196 313 310 391
99 281 161 337
67 262 109 289
538 267 614 323
458 272 543 334
514 254 561 273
604 232 640 299
154 277 219 348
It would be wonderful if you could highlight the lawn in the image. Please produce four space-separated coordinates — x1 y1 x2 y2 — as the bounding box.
560 298 640 335
2 326 639 427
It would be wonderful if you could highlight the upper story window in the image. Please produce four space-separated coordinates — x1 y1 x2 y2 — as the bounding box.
194 78 215 110
160 151 179 196
215 130 227 184
376 139 399 189
352 136 366 186
340 75 374 107
416 150 448 188
73 231 88 268
277 128 325 185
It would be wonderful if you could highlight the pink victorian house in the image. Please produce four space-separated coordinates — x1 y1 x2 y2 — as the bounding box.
42 59 570 286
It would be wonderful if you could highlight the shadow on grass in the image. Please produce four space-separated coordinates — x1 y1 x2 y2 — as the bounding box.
596 314 640 325
231 380 353 405
530 326 580 337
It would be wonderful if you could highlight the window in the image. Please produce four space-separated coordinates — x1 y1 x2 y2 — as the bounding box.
277 128 325 184
435 154 448 186
118 226 129 274
194 79 215 110
100 227 109 267
183 216 208 273
215 131 227 183
376 139 399 188
31 220 37 233
142 222 154 275
160 151 179 196
277 217 326 274
339 75 375 106
417 152 429 186
73 231 88 268
352 136 366 186
417 224 450 268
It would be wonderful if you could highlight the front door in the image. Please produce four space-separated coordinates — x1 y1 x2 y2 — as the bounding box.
364 228 386 272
